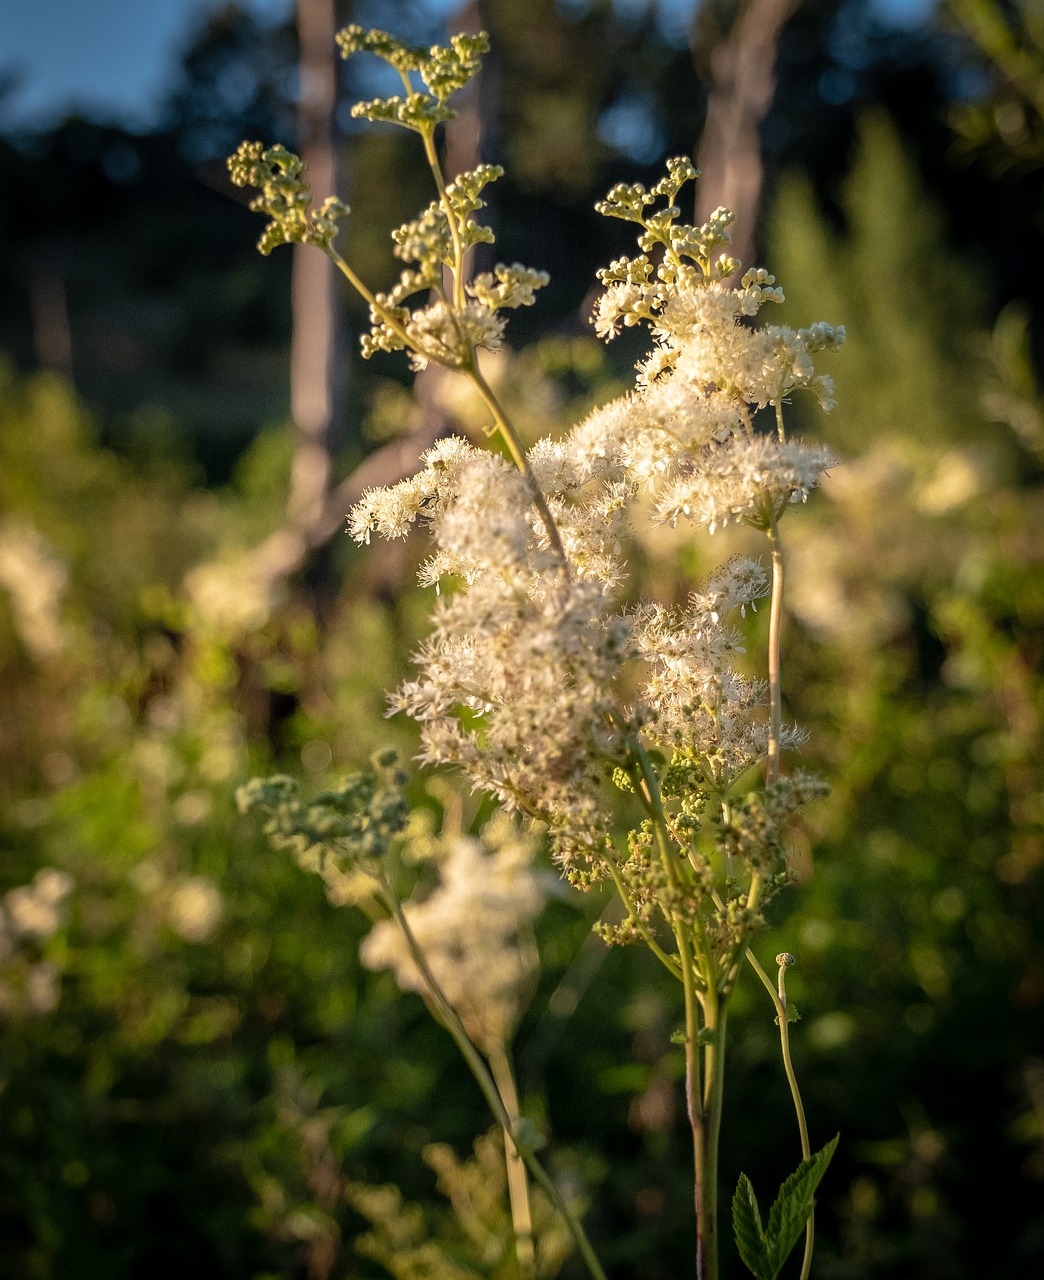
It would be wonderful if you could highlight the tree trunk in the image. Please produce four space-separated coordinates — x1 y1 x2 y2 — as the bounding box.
288 0 342 530
693 0 798 276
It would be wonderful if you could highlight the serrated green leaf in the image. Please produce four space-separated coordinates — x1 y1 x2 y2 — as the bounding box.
764 1135 839 1277
774 1002 800 1026
732 1173 772 1280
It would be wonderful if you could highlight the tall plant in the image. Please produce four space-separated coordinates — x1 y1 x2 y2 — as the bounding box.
233 25 844 1280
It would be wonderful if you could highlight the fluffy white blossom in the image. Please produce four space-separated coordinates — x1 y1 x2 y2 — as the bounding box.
348 157 843 886
360 817 546 1052
395 572 631 869
655 437 841 532
404 299 506 371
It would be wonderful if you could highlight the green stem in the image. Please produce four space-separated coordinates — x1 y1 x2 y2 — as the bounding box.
630 735 720 1280
379 876 608 1280
326 245 417 352
679 929 709 1278
697 992 726 1280
746 949 815 1280
489 1044 537 1276
766 514 785 785
465 362 570 571
420 126 467 309
775 398 787 443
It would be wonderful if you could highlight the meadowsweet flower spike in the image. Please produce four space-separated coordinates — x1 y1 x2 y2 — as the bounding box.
340 26 490 128
237 29 847 1280
227 142 349 254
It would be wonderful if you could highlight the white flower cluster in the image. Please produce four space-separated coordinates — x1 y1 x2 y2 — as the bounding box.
0 868 73 1018
396 299 507 373
656 436 841 533
360 816 546 1053
577 278 843 531
350 159 843 879
633 557 798 785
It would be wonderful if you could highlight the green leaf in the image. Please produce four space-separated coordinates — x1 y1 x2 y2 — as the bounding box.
774 1001 801 1026
734 1137 840 1280
763 1135 840 1278
732 1173 772 1280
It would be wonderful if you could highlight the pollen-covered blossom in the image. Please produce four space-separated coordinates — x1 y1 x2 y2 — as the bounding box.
360 817 546 1053
402 299 507 371
655 436 841 532
566 382 742 489
642 284 842 412
689 555 768 622
395 572 631 869
632 559 780 783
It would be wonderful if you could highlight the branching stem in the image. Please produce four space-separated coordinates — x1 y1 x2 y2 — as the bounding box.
465 362 570 571
604 860 683 979
746 948 815 1279
377 874 608 1280
420 124 467 309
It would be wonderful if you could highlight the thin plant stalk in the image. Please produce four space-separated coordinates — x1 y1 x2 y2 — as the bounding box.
465 361 571 569
376 873 609 1280
746 949 815 1279
489 1044 537 1276
697 991 727 1280
766 511 785 785
675 926 711 1280
419 124 467 309
629 727 729 1280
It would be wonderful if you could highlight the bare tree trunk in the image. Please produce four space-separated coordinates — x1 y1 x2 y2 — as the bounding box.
693 0 798 275
288 0 342 529
30 266 74 378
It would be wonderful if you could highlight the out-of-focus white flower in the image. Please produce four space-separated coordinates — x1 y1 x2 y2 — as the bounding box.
0 520 70 660
185 557 280 633
916 449 983 514
4 868 73 940
25 962 61 1014
168 877 224 943
361 817 546 1052
174 790 213 826
0 870 74 1019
